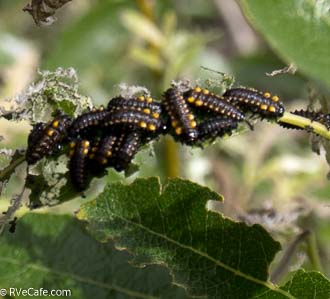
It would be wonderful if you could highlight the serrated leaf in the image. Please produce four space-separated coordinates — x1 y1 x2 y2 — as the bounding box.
240 0 330 87
75 177 329 298
0 213 188 299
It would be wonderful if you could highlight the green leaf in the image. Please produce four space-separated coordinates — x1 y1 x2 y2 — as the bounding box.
0 213 188 299
281 270 330 299
239 0 330 87
76 177 330 298
121 10 166 48
129 46 164 71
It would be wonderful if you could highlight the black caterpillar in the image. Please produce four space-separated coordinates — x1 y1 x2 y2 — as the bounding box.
69 139 90 191
198 117 238 142
103 109 162 133
26 85 290 191
91 134 120 168
223 88 284 119
26 112 72 165
113 131 142 171
68 106 109 138
184 86 245 121
163 87 198 144
107 95 162 117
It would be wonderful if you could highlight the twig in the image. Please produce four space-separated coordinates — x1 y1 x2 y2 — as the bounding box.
0 155 26 181
306 231 323 273
0 166 28 234
270 230 310 283
266 64 297 77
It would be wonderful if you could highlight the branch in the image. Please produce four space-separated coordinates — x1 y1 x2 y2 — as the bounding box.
277 111 330 140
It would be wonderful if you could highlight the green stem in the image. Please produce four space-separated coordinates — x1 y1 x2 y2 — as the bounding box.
135 0 181 178
270 230 310 283
164 136 180 178
277 111 330 139
136 0 155 22
306 231 323 272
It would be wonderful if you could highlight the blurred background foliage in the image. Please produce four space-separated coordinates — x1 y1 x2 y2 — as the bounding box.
0 0 329 286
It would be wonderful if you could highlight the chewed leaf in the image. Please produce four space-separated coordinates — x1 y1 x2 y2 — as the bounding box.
77 177 289 298
23 0 72 26
14 67 92 123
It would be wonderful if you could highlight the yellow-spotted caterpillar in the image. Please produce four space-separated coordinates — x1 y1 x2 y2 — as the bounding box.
26 85 288 191
223 88 284 119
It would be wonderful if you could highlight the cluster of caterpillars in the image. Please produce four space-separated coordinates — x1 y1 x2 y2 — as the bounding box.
26 85 287 191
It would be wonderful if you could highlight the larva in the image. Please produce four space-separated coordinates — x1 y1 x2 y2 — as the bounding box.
197 117 238 142
26 114 72 165
223 88 285 119
163 87 198 144
107 96 162 117
68 106 109 138
184 86 245 121
102 109 162 133
113 131 142 171
69 139 90 191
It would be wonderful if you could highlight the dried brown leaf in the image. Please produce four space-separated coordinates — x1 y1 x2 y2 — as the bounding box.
23 0 72 26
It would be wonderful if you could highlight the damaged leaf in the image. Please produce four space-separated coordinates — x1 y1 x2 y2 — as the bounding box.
23 0 72 26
